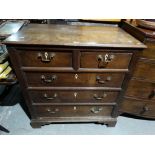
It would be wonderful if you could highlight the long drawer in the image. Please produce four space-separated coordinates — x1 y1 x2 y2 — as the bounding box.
25 72 125 88
34 105 113 117
17 49 73 67
133 59 155 82
29 90 119 104
121 97 155 118
80 52 132 69
125 79 155 101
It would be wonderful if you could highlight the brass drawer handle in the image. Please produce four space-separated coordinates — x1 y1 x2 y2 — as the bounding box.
97 54 115 68
91 106 103 114
148 89 155 99
43 93 57 100
38 52 55 62
41 75 57 83
46 108 59 114
96 75 111 84
140 106 149 115
93 93 107 100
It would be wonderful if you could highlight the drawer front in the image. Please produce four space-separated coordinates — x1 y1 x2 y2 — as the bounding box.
34 105 113 117
80 52 132 69
29 90 119 104
17 50 72 67
121 98 155 118
121 98 145 115
25 72 125 87
133 59 155 82
125 80 155 101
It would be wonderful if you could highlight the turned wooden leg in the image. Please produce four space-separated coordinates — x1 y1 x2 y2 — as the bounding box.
106 121 117 127
30 122 42 128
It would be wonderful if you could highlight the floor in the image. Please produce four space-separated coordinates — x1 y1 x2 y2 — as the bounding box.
0 103 155 135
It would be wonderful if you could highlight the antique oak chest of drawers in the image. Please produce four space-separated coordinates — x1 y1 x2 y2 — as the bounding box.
3 24 145 128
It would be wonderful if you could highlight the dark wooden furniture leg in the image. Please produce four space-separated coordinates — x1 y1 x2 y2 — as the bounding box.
106 121 117 127
30 121 42 128
0 125 9 133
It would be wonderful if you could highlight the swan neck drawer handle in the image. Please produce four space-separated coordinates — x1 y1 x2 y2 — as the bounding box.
93 93 107 100
43 93 57 100
97 54 115 68
38 52 55 62
96 75 111 84
46 108 59 114
41 75 57 83
91 106 103 114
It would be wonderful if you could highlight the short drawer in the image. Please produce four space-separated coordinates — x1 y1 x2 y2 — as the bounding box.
133 59 155 82
25 72 125 88
80 52 132 69
34 105 113 117
17 49 72 67
125 79 155 101
121 97 155 118
29 90 119 104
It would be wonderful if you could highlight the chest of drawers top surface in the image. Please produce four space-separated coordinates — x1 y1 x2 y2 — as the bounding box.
3 24 145 48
